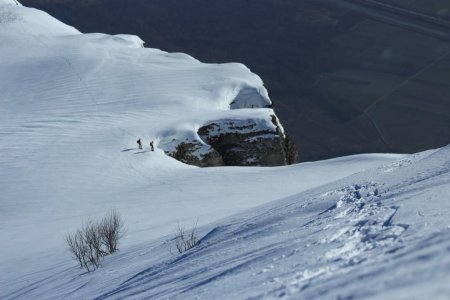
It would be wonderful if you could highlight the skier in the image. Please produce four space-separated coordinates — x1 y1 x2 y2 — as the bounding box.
150 140 154 151
137 138 142 150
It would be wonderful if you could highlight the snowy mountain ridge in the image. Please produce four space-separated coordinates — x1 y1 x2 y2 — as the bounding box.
0 1 291 168
1 2 449 300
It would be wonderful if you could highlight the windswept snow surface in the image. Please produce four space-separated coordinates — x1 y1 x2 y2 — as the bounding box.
1 3 449 300
3 146 447 300
0 0 20 6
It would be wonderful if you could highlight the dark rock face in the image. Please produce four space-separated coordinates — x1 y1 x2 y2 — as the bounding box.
168 140 223 167
198 120 286 167
284 133 299 165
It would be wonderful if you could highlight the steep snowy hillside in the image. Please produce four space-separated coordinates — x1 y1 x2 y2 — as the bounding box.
3 146 449 299
98 146 448 300
1 2 449 300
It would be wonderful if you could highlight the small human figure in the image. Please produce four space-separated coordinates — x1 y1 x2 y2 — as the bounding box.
137 138 142 150
150 140 154 151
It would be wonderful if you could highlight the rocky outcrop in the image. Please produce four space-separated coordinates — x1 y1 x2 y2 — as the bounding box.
161 86 298 167
163 113 299 167
198 116 285 166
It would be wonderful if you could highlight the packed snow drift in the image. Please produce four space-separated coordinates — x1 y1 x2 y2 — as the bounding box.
1 2 449 299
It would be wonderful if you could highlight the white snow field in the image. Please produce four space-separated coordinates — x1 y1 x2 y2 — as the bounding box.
1 2 450 299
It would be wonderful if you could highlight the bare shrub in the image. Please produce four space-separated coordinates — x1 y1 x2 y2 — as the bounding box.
83 220 105 269
175 223 200 253
65 230 91 271
99 210 125 254
65 211 125 271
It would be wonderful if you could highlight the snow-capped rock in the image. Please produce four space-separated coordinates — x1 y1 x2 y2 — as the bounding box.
160 109 296 167
197 114 287 166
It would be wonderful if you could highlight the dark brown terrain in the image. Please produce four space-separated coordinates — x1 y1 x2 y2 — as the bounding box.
21 0 450 161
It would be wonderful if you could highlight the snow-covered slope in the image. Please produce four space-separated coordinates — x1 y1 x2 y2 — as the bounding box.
1 2 449 300
90 146 447 300
4 145 449 300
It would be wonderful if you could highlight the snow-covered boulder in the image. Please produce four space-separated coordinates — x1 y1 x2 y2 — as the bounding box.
159 109 298 167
